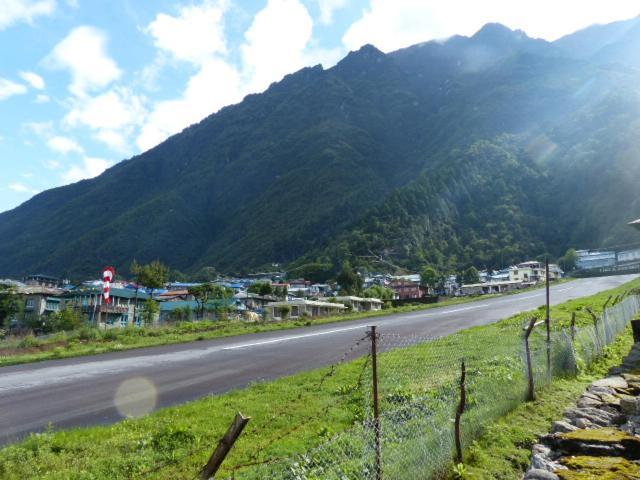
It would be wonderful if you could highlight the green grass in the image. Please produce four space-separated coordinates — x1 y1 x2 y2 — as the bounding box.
0 277 634 480
0 281 568 368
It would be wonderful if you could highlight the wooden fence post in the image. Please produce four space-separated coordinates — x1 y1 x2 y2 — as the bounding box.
570 312 576 343
369 325 382 480
454 360 466 464
585 307 600 353
525 318 537 402
200 412 251 479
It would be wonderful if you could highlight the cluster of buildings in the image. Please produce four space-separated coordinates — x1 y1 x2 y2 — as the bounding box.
1 260 563 331
575 248 640 272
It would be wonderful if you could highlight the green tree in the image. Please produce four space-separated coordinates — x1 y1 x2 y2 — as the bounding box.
189 283 234 319
336 261 362 295
461 266 480 285
420 266 443 293
50 306 83 331
363 285 394 301
248 281 273 296
131 260 169 322
141 299 160 325
559 248 578 272
0 285 19 328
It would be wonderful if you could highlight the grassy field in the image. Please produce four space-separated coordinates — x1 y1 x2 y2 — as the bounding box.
0 281 567 368
0 277 633 480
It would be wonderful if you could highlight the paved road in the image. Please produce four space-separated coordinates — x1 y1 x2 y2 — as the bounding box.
0 275 636 445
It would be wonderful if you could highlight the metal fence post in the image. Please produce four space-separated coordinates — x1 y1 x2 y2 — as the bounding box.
525 318 537 402
454 360 466 464
545 258 551 378
369 325 382 480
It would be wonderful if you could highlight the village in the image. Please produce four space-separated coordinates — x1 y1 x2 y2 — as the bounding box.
0 258 568 332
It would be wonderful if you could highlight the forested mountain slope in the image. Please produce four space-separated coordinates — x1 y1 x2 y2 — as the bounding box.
1 19 640 277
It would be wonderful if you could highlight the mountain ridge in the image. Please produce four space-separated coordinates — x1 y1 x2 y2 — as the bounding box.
2 19 640 277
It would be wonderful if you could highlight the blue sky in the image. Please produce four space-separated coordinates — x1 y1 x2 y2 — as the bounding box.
1 0 638 213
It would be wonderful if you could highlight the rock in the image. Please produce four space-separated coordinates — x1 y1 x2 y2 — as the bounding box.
532 443 551 456
599 393 621 406
558 455 640 479
620 396 640 415
574 418 594 429
588 385 616 396
564 407 616 427
552 420 578 434
621 373 640 383
591 376 628 390
548 428 640 459
577 396 602 408
581 391 601 401
524 468 559 480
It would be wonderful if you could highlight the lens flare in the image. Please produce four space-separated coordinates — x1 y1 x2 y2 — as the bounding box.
114 377 157 418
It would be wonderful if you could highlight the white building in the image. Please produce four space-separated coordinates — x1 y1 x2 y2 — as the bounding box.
334 296 383 312
266 299 347 320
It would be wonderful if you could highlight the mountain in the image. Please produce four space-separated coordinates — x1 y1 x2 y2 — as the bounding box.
2 20 640 278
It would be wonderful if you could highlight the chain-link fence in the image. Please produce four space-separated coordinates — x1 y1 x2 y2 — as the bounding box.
222 294 640 480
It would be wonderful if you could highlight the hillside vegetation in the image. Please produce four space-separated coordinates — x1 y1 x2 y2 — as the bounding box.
2 19 640 276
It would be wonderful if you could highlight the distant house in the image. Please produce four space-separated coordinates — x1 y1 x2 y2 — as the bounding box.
509 261 545 283
389 279 425 300
509 261 562 283
19 285 64 321
63 286 150 327
23 274 59 288
234 292 277 311
575 250 616 270
266 299 346 320
459 280 522 296
617 249 640 264
157 289 194 302
334 296 383 312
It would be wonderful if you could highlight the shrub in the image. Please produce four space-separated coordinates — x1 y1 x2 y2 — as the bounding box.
18 335 41 349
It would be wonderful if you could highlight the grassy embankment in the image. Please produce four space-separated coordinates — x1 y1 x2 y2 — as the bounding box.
0 277 633 480
0 280 568 367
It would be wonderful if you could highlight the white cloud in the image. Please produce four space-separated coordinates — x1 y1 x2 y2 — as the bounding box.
64 87 145 152
146 0 228 65
23 120 53 136
46 25 121 96
241 0 313 93
63 156 111 183
45 159 61 169
317 0 348 25
64 88 144 131
0 77 27 100
343 0 640 53
46 135 84 155
8 182 38 194
137 58 241 151
35 93 50 103
0 0 56 30
19 71 45 89
137 0 331 151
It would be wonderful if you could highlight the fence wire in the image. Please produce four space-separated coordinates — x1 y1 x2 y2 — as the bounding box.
222 294 640 480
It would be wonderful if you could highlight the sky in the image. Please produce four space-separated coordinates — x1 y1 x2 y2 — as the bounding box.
1 0 639 213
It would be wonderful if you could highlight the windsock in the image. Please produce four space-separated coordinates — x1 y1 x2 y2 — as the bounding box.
103 266 116 304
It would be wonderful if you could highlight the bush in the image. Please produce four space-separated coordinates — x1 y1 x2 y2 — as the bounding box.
101 329 118 341
77 326 100 341
17 335 41 349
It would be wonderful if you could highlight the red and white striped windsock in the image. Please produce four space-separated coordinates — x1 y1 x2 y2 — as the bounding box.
102 266 116 304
